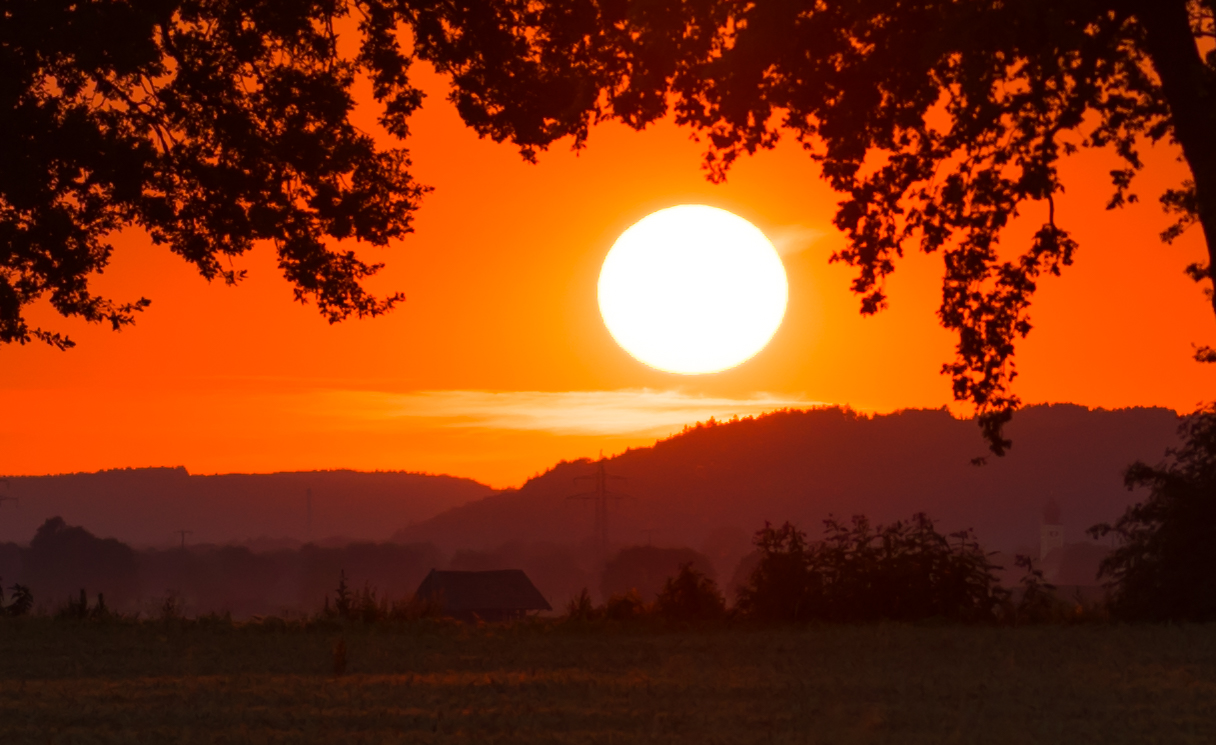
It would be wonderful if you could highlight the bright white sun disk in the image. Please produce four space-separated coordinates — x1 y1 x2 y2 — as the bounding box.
598 205 788 375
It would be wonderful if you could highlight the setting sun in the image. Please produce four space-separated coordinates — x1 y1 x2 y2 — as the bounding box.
597 205 789 375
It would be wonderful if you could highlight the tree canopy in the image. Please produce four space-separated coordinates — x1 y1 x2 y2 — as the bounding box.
1089 405 1216 621
5 1 1215 452
411 0 1216 452
735 515 1005 623
2 0 428 349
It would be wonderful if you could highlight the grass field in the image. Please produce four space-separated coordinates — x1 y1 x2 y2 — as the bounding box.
0 619 1213 743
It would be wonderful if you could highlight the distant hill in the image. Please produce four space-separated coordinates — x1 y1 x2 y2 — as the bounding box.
0 404 1183 611
393 405 1181 573
0 469 493 547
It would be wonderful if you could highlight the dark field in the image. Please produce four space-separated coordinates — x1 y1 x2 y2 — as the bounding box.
1 620 1213 743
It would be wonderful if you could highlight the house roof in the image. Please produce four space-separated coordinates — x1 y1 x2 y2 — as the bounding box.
414 569 552 612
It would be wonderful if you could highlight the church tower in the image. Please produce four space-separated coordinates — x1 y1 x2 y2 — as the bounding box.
1040 498 1064 561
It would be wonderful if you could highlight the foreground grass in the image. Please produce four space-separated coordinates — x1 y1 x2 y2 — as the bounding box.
0 619 1213 744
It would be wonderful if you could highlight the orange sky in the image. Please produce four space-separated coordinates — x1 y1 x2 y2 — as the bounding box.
2 62 1213 488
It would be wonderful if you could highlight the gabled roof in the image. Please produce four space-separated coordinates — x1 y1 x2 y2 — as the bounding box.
415 569 552 612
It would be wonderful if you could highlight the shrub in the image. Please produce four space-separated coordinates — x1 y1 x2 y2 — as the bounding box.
55 589 113 621
603 589 648 621
356 583 388 623
1007 555 1071 624
57 589 90 620
564 588 600 621
735 522 819 622
389 593 444 621
332 570 354 620
656 563 726 621
321 571 439 623
737 514 1005 623
0 581 33 617
160 592 183 622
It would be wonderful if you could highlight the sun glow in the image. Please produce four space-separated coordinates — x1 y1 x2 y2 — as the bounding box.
598 205 789 375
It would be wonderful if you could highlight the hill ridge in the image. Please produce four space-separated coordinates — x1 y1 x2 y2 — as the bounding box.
395 403 1180 561
0 468 494 547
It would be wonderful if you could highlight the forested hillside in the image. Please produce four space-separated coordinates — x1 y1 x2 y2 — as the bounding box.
395 405 1179 567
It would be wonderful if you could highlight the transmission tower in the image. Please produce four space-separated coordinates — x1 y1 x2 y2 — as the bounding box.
568 458 627 568
306 488 313 541
0 479 15 509
174 529 193 549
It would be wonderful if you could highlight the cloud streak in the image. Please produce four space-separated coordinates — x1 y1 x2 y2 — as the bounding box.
319 389 821 436
768 224 827 256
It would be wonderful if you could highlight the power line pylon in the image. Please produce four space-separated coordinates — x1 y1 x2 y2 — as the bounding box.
568 458 627 569
306 488 313 542
0 479 15 509
174 529 193 549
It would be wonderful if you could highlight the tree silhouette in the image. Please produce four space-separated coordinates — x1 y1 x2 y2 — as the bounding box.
2 0 427 348
734 521 819 622
11 2 1216 455
655 562 726 621
25 516 139 607
0 579 34 617
737 515 1005 622
1089 404 1216 621
407 0 1216 453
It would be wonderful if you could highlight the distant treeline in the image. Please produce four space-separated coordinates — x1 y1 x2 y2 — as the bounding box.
0 468 493 547
2 511 1097 627
567 516 1090 625
0 513 1073 623
0 517 728 617
0 517 443 617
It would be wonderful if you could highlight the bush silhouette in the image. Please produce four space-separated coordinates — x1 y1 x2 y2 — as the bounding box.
1090 405 1216 621
0 580 33 617
57 589 90 620
1007 555 1073 625
330 570 354 621
735 522 819 622
655 563 726 621
738 514 1004 623
564 588 600 621
321 571 438 623
603 589 648 621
